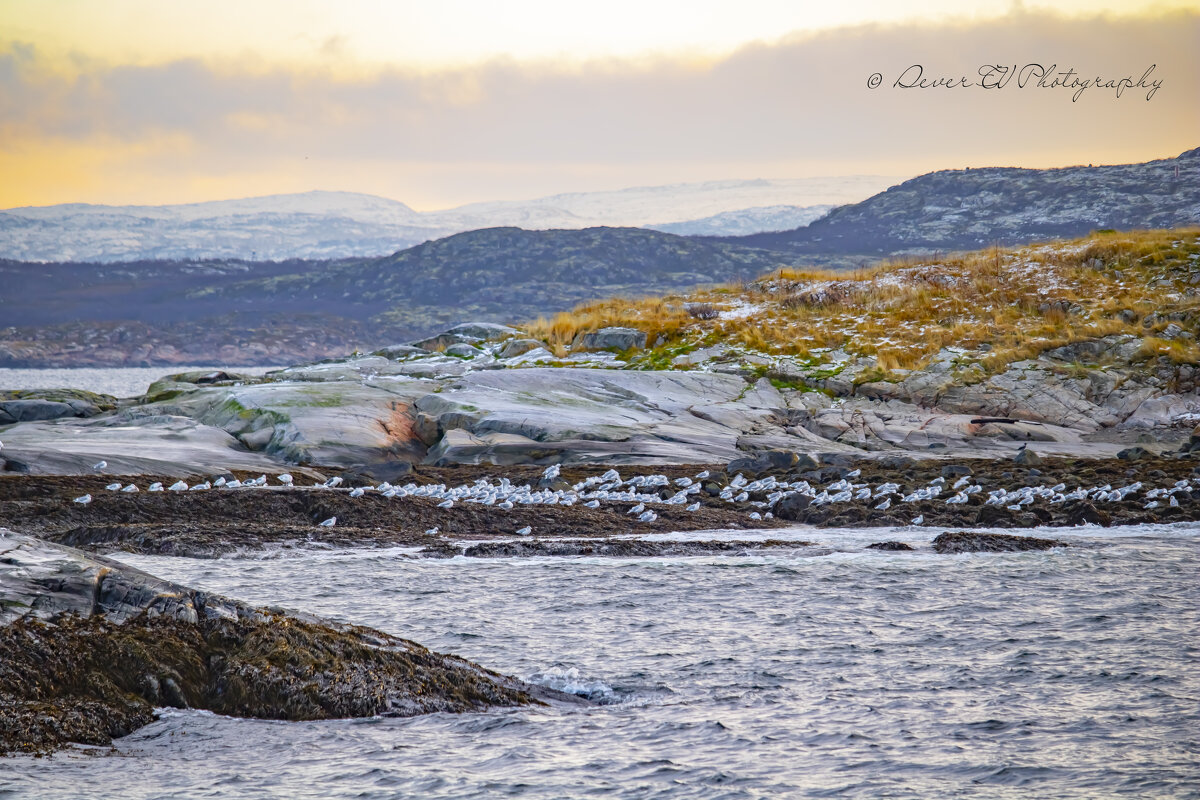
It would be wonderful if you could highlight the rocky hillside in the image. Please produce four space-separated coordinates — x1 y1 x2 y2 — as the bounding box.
730 147 1200 259
0 227 807 367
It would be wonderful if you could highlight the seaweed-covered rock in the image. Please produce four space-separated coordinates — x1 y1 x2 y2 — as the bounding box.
773 493 813 521
866 541 916 551
932 531 1067 553
0 530 576 754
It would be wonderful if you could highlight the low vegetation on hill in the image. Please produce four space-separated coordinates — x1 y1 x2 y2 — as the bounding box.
525 228 1200 376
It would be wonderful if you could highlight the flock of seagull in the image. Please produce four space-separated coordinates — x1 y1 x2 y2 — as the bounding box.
70 460 1196 534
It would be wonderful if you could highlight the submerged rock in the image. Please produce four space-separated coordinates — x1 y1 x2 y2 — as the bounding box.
0 530 578 754
931 531 1067 554
866 541 916 551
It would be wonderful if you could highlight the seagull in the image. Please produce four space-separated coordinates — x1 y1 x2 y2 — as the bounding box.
120 484 138 493
637 510 657 522
318 516 337 527
749 511 762 520
92 460 107 470
497 500 513 509
425 526 440 535
875 497 891 511
148 482 163 492
73 494 92 504
516 526 532 535
105 482 122 491
584 499 600 508
911 515 924 525
627 503 645 514
324 476 343 488
168 481 188 492
734 492 749 503
686 502 701 511
188 481 210 491
695 470 710 479
437 498 454 508
542 464 560 480
277 474 293 486
213 477 227 487
349 487 365 497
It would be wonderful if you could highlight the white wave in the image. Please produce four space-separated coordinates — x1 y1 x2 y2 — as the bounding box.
525 666 615 702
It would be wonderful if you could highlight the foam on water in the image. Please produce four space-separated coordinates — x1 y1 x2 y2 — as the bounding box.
4 524 1198 799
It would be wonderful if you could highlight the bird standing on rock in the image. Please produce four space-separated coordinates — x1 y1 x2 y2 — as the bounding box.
516 526 532 535
318 516 337 527
92 461 107 471
73 494 92 504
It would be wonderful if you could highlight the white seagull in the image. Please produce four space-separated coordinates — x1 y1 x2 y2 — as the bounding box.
318 516 337 527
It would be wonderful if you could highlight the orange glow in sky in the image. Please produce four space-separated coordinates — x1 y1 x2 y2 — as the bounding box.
1 1 1196 208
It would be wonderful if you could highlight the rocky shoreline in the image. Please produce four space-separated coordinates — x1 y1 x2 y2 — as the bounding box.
2 454 1198 560
2 449 1196 756
0 530 582 755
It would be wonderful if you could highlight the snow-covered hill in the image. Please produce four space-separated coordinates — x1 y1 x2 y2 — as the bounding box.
648 204 835 236
0 178 897 262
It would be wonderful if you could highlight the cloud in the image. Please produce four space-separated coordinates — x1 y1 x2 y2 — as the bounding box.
1 8 1196 206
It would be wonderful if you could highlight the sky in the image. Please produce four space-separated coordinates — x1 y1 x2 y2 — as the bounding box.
1 0 1197 209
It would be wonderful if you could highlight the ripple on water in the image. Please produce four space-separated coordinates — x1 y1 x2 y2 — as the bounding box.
4 524 1198 799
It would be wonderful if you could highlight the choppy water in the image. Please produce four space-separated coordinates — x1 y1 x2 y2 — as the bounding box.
4 524 1198 799
0 366 284 398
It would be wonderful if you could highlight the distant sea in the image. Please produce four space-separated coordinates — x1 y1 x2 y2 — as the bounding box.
0 366 285 399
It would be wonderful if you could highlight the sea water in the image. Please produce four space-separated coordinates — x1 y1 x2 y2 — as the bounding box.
3 524 1198 799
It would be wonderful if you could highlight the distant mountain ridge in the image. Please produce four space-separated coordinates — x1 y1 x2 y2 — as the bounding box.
729 148 1200 257
0 226 812 367
0 177 896 263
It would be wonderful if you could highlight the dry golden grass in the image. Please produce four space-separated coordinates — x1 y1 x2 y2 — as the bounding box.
522 228 1200 370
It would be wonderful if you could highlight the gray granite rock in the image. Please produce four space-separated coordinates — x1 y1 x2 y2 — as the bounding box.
577 327 648 352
